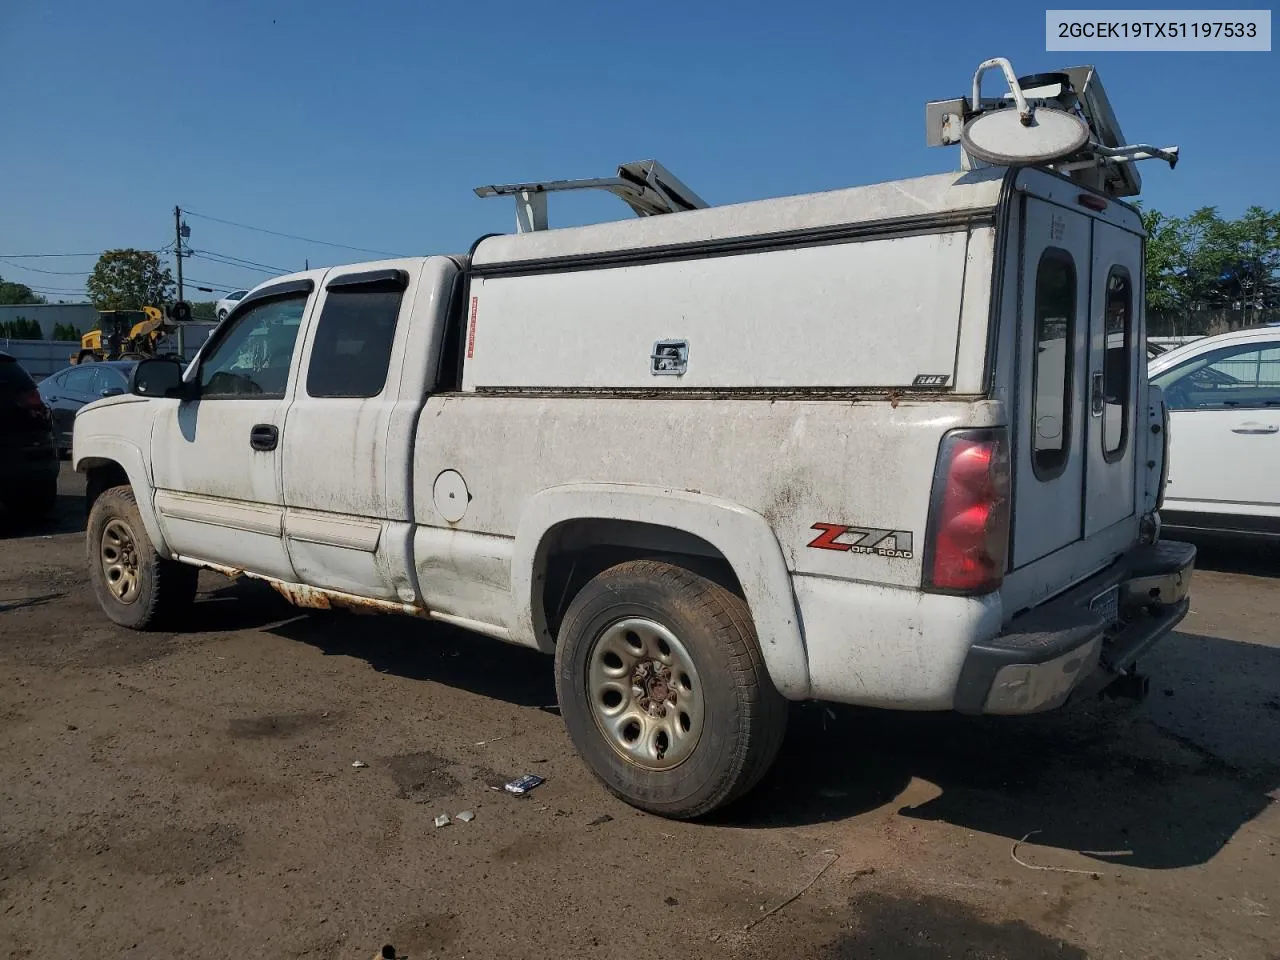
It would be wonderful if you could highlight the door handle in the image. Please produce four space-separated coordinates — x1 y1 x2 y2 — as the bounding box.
1090 372 1104 417
1231 422 1279 435
249 423 279 451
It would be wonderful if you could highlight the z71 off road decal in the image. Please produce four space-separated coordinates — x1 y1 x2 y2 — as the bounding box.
807 523 914 559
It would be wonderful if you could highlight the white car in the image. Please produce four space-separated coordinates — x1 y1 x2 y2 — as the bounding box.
214 290 249 321
1148 325 1280 539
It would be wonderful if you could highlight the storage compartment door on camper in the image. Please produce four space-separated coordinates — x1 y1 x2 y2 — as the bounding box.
1011 197 1091 568
1082 220 1142 537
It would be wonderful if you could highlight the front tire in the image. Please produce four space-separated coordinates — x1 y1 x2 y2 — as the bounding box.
554 560 787 819
87 485 198 629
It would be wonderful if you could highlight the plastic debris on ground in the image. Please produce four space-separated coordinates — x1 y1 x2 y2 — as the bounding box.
504 773 545 795
434 813 451 828
456 810 475 822
351 760 368 769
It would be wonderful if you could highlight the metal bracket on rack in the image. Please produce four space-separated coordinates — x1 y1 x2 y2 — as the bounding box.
475 159 708 233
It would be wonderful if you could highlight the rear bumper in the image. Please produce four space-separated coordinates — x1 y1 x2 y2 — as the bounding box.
954 540 1195 715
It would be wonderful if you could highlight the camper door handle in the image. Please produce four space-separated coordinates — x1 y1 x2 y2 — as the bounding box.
1090 372 1104 416
1231 422 1278 435
249 423 279 451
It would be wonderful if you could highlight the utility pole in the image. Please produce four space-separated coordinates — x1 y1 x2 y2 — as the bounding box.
173 205 185 302
173 205 188 358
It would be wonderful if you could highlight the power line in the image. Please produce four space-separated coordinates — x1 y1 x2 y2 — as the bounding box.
182 277 238 292
182 208 402 258
0 249 164 258
0 251 101 258
28 285 88 295
190 250 290 275
194 248 290 272
0 258 92 276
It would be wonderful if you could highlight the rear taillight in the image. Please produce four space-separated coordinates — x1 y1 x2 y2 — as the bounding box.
923 427 1010 594
17 389 51 425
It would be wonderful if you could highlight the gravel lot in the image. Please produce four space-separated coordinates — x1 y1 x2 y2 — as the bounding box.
1 465 1277 959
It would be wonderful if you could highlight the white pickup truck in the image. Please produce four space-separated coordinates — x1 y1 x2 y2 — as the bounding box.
73 61 1195 818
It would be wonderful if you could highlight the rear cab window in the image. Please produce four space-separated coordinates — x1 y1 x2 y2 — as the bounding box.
305 272 407 399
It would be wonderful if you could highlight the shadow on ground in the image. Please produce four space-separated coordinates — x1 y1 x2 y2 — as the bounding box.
816 890 1088 960
727 624 1280 870
0 495 86 539
193 578 557 709
1181 533 1280 578
192 579 1278 872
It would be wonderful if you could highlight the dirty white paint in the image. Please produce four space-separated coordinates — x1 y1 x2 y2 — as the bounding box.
466 231 975 390
793 574 1002 707
471 168 1008 265
71 165 1161 714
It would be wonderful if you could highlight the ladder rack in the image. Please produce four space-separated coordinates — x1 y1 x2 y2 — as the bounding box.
475 159 708 233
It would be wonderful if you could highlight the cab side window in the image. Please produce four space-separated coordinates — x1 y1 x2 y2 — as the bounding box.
198 295 308 399
305 275 405 399
1153 340 1280 411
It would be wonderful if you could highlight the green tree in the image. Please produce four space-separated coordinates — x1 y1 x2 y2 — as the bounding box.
1141 204 1280 334
0 317 43 339
189 300 217 321
0 276 47 305
87 249 174 311
1139 207 1187 314
51 323 82 341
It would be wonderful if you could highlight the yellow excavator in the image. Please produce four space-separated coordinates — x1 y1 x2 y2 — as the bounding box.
72 302 192 365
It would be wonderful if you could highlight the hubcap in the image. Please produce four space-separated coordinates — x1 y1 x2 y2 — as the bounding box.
586 617 704 770
100 518 141 604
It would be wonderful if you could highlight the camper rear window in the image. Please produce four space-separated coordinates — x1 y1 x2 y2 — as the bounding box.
1102 267 1132 460
1031 248 1076 480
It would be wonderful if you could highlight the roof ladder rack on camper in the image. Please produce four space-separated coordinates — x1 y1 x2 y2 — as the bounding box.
925 57 1179 198
474 159 709 233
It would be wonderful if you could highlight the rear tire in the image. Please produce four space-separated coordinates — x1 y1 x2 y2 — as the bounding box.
87 485 198 630
554 559 787 819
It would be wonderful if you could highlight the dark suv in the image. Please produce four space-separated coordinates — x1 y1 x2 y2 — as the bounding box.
0 352 59 515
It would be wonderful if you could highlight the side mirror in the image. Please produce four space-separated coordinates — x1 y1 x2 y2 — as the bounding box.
131 358 191 399
100 386 125 398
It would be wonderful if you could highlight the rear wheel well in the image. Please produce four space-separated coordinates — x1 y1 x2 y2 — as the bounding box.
83 460 131 514
538 519 742 643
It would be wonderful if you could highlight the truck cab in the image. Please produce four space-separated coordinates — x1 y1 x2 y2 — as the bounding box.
72 58 1193 818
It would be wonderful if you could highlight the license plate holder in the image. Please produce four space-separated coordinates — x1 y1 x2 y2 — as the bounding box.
1090 584 1120 625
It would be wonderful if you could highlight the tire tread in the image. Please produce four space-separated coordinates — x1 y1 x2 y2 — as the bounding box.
555 558 787 818
88 485 197 630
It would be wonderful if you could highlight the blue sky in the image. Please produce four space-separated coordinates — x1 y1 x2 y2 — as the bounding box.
1 0 1275 301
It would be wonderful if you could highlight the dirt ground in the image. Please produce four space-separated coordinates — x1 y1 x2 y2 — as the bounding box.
1 466 1277 960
